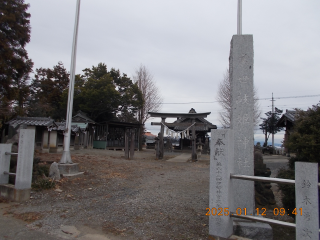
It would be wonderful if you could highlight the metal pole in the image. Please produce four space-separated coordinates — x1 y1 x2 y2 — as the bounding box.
60 0 81 164
237 0 242 35
272 93 275 152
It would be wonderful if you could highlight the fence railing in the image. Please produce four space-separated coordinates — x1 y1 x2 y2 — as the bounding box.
230 173 320 235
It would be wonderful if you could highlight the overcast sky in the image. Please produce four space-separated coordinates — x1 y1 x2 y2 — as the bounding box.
25 0 320 145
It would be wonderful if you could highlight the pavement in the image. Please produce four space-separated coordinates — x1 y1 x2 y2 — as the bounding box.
262 154 290 177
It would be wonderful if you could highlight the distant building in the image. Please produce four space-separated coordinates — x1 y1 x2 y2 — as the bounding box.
4 110 141 152
276 109 298 155
144 130 156 149
167 108 217 150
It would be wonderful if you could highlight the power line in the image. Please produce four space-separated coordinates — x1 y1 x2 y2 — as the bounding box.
159 94 320 105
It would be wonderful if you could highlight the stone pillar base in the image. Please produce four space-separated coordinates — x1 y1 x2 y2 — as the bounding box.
0 184 31 202
58 163 84 177
208 220 272 240
233 220 273 240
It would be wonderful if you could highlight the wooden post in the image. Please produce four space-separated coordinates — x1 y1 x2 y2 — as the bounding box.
192 119 197 161
125 128 129 159
159 117 165 159
130 129 135 159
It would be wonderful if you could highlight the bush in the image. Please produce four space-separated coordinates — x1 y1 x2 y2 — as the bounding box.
32 178 56 191
32 157 49 182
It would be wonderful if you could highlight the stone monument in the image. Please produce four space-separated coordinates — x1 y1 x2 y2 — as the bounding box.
209 129 234 238
229 34 255 214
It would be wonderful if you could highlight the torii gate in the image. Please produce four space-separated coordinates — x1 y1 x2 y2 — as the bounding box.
148 111 211 161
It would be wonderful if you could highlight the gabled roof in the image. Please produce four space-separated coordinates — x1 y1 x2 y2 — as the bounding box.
72 110 96 124
171 108 217 131
6 117 57 128
52 122 82 133
276 110 298 127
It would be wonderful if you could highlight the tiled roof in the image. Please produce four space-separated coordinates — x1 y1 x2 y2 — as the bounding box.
72 110 96 124
283 110 296 122
171 108 217 131
6 117 56 128
53 122 82 133
276 110 298 127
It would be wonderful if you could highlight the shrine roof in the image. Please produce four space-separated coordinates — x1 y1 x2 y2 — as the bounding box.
53 122 82 132
6 117 57 128
152 108 217 131
72 110 96 124
276 110 298 127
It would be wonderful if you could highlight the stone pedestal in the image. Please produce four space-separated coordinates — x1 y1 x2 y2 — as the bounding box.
233 220 273 240
0 184 31 202
58 163 84 177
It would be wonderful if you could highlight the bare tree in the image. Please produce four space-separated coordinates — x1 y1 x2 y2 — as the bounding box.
217 69 261 128
133 64 162 149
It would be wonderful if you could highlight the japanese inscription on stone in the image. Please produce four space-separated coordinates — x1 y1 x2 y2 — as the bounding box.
209 129 234 238
229 35 254 214
295 162 319 240
15 129 35 189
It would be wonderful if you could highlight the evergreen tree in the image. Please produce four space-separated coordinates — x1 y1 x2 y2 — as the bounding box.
0 0 33 114
259 107 283 146
61 63 143 122
29 62 69 120
286 103 320 163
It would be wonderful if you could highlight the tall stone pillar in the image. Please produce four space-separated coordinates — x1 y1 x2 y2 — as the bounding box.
229 35 254 214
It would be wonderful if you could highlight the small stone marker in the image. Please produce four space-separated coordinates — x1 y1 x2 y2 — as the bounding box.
0 144 12 184
49 162 61 181
209 129 234 238
295 162 319 240
229 35 254 214
15 129 35 189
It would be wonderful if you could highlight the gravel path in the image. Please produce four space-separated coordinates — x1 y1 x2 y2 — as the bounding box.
2 149 210 240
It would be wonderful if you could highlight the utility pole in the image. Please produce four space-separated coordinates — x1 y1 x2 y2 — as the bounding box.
237 0 242 35
271 93 275 152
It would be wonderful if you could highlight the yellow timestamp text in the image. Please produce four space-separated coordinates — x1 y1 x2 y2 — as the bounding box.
206 207 303 216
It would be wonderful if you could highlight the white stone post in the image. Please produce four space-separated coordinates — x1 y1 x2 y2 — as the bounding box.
295 162 319 240
209 129 234 238
0 144 12 184
15 129 35 189
229 35 255 215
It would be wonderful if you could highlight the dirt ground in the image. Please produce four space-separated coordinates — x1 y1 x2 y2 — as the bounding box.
0 148 295 240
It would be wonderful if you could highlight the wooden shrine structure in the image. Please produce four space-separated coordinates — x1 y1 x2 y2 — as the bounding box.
149 108 216 161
